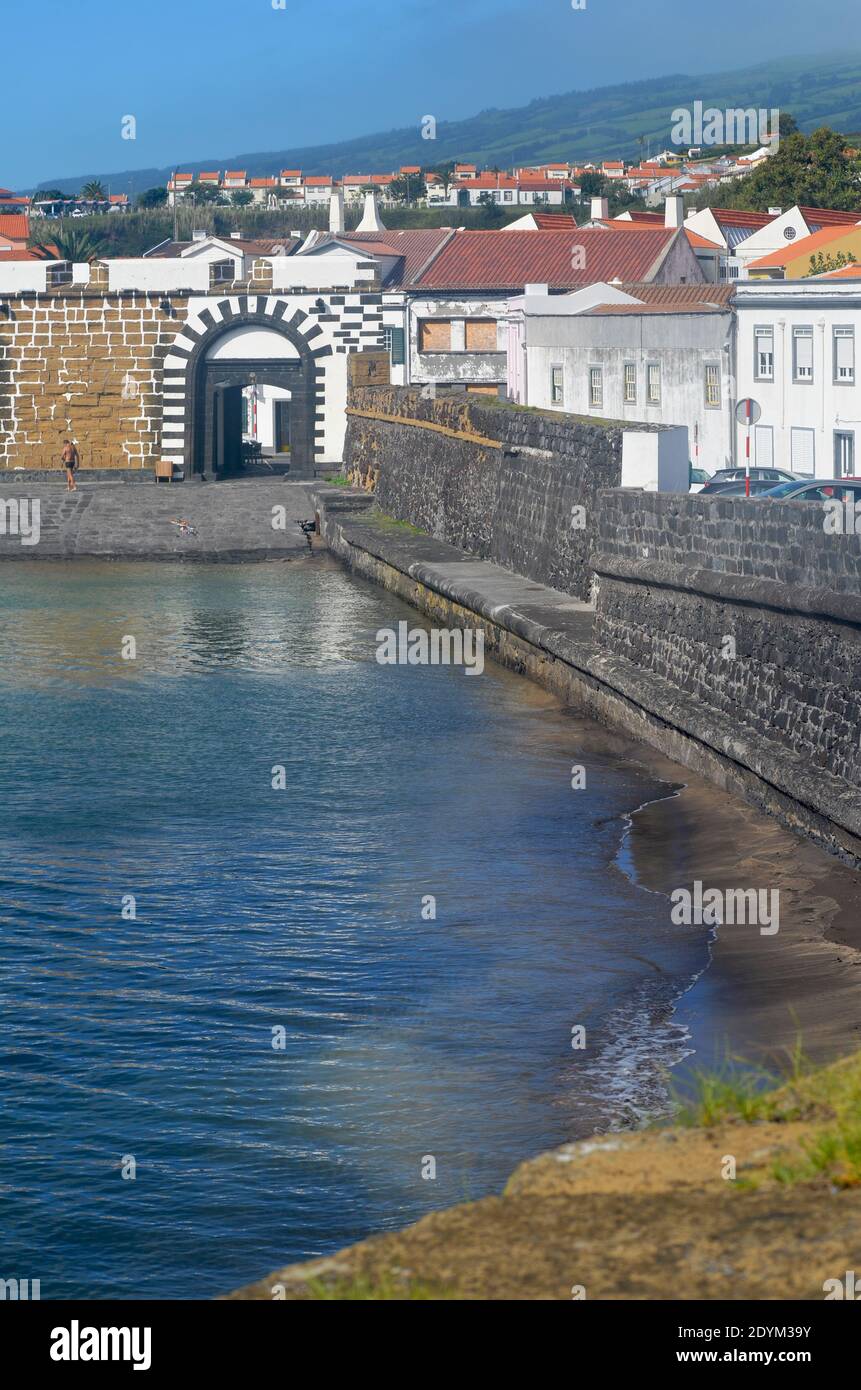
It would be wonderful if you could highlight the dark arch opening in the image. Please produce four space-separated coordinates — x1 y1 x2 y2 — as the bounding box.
181 311 318 481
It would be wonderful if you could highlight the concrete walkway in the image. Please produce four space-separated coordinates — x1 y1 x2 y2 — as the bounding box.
0 479 316 560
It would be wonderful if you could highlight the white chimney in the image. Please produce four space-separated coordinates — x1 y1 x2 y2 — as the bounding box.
524 283 550 296
191 229 207 241
356 189 386 233
664 194 684 228
590 196 610 221
328 187 345 235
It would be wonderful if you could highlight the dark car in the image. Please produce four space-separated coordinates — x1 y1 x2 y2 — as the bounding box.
698 466 798 495
762 479 861 503
699 478 784 497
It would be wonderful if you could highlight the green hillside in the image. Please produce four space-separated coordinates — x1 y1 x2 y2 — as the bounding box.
37 50 861 197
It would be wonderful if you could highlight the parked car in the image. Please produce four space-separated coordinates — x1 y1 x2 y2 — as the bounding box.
698 467 798 495
698 478 783 497
762 478 861 503
689 466 712 493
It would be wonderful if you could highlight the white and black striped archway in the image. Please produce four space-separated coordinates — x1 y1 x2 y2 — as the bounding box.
160 295 332 480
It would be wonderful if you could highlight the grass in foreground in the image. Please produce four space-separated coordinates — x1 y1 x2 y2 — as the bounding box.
671 1040 861 1189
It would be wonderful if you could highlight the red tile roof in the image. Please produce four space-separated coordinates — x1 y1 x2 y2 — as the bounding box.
525 212 579 229
413 226 680 291
798 205 861 226
304 176 333 186
0 214 30 242
811 261 861 279
341 229 454 287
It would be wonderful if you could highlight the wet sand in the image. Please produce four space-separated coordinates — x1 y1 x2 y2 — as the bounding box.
608 728 861 1073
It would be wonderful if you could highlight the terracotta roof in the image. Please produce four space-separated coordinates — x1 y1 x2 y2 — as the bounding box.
225 171 246 178
414 226 680 291
586 301 727 315
280 170 302 177
748 221 861 270
811 261 861 279
0 245 56 261
0 214 30 242
798 206 861 227
526 212 579 229
304 176 333 186
249 178 278 187
617 282 736 307
685 229 723 250
709 208 775 228
340 229 454 287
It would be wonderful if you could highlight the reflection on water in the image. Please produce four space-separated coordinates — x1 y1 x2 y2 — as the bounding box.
0 559 708 1298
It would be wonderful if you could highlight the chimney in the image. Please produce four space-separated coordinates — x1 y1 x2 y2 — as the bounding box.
328 187 345 235
664 194 685 228
356 189 387 233
191 229 207 241
590 196 609 221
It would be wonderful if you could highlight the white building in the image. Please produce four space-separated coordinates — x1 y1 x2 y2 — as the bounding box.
735 278 861 477
504 282 737 473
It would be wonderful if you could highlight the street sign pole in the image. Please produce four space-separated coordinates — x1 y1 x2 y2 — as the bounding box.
735 398 762 497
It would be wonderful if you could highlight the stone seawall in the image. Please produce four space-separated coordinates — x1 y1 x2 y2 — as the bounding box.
312 485 861 865
594 490 861 815
344 387 665 601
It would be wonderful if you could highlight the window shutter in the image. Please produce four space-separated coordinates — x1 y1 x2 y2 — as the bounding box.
790 428 815 476
835 329 854 381
390 327 405 365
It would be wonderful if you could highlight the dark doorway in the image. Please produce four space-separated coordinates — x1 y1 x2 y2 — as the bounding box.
274 400 292 454
183 314 319 481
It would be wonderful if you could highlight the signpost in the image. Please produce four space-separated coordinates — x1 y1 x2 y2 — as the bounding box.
736 398 761 496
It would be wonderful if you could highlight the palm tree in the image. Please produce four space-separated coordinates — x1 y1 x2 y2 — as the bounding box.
29 228 109 262
81 180 106 200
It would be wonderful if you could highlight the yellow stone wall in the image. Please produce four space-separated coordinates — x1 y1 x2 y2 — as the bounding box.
0 290 189 471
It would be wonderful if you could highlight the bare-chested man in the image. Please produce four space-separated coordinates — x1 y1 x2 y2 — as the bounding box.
61 439 79 492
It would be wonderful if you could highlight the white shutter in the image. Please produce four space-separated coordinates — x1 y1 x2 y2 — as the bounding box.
794 328 813 380
835 329 855 382
790 428 815 477
755 425 774 467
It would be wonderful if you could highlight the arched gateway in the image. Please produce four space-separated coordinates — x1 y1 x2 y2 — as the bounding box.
159 296 332 480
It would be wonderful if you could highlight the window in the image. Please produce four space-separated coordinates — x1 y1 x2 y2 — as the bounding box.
835 431 856 477
589 367 603 408
790 427 816 477
755 425 774 468
704 364 721 408
834 326 855 384
647 363 661 404
211 260 234 284
551 365 564 405
464 319 498 351
793 326 814 382
503 190 514 202
382 326 406 365
419 319 451 351
754 325 774 381
623 363 637 404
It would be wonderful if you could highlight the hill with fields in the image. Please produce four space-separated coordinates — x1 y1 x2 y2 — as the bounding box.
37 50 861 198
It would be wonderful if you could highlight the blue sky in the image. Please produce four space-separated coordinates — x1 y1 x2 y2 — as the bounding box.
5 0 858 189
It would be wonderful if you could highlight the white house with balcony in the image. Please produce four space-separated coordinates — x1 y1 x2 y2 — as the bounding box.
735 278 861 477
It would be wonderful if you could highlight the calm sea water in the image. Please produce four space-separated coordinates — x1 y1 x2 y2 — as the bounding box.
0 559 709 1299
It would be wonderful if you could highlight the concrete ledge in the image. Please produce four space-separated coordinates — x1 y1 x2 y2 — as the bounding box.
311 487 861 866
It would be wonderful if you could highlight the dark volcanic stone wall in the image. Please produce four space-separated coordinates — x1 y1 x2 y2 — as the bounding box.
345 387 664 600
594 491 861 792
